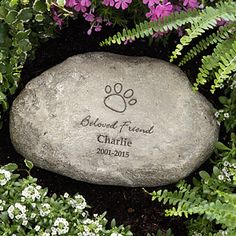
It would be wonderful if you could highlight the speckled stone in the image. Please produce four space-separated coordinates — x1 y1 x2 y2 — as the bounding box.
10 52 219 187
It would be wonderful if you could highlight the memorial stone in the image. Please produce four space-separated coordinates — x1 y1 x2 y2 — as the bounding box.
10 52 219 186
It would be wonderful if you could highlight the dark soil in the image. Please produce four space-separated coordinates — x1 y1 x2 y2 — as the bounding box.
0 18 221 236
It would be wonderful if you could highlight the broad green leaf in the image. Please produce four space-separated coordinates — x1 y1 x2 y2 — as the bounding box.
5 10 18 24
24 159 34 170
3 163 18 172
17 8 33 22
33 0 47 12
199 170 210 180
35 14 44 22
215 142 230 151
57 0 65 7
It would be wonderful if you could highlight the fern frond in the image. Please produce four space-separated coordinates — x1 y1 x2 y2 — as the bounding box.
193 38 236 92
100 9 200 46
179 23 236 66
212 40 236 92
170 1 236 61
151 188 206 217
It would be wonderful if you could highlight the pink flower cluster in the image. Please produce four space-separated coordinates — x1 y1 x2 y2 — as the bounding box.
66 0 91 12
52 0 200 35
103 0 132 10
144 0 199 22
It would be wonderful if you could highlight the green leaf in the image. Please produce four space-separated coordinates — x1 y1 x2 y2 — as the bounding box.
35 14 45 22
0 23 8 44
56 0 65 7
9 0 19 7
3 163 18 172
5 10 18 24
24 159 34 170
215 142 230 151
0 91 6 101
199 171 210 180
33 0 47 12
219 96 228 104
111 219 116 227
0 211 9 222
18 38 32 51
17 8 33 22
0 6 7 19
230 88 236 103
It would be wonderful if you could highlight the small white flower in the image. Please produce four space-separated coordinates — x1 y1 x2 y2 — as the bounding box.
7 205 15 219
224 113 229 118
7 203 27 221
21 197 26 202
110 233 122 236
230 80 236 89
82 212 87 217
64 192 69 198
53 217 69 235
42 233 50 236
22 219 28 226
22 185 41 201
35 225 41 231
0 169 12 186
39 203 51 217
218 175 224 181
219 109 224 113
70 194 87 212
223 161 231 167
219 83 224 89
214 111 220 118
36 185 42 190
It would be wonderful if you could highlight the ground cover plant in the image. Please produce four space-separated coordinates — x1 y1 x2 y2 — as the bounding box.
0 0 235 235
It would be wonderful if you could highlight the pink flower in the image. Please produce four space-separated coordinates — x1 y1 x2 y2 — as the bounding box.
146 2 173 21
96 17 103 23
74 2 87 12
51 6 63 27
65 0 77 7
80 0 91 7
103 0 115 7
146 7 158 21
183 0 198 9
143 0 159 8
95 25 102 32
83 13 95 22
155 2 173 18
114 0 132 10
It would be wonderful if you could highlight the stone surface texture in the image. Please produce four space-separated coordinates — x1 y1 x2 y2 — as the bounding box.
10 52 219 187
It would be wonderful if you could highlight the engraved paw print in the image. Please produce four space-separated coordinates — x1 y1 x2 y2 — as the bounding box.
104 83 137 113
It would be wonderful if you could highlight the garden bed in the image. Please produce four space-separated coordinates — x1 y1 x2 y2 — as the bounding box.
0 17 223 236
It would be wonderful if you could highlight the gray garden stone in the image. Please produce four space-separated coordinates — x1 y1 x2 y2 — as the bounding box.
10 52 219 187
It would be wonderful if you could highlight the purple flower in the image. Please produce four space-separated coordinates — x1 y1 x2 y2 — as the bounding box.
95 25 102 32
183 0 198 9
74 2 87 12
80 0 91 7
51 6 63 27
103 0 115 7
87 28 92 35
96 17 103 23
114 0 132 10
65 0 77 7
143 0 159 8
146 7 158 21
83 13 95 22
155 2 173 18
